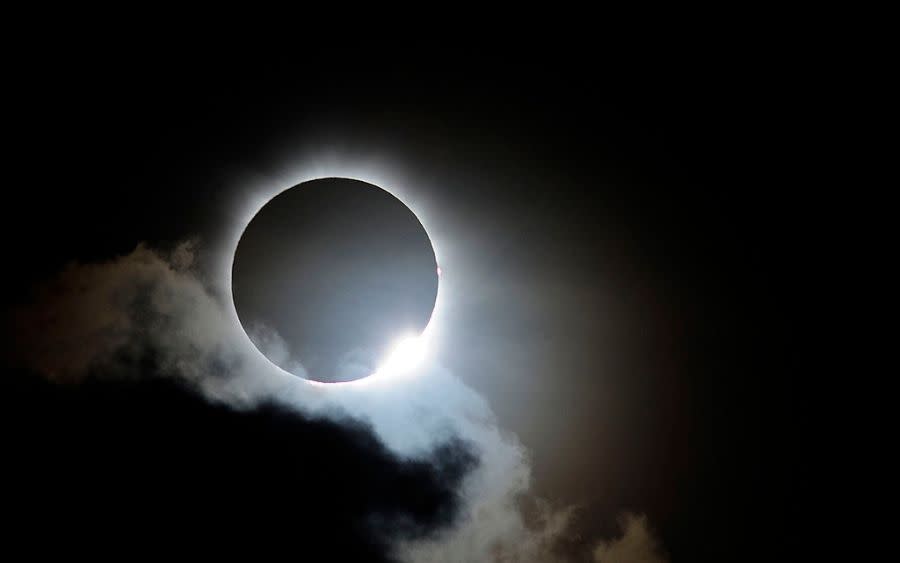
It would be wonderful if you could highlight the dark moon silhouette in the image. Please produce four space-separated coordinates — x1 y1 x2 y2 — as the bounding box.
232 178 439 383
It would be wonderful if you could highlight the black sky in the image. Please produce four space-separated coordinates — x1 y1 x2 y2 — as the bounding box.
4 34 799 562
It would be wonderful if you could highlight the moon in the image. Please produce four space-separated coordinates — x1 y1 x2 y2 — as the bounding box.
232 178 439 383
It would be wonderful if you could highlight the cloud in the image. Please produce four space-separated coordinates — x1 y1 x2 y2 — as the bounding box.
8 241 665 562
244 320 308 376
593 513 668 563
1 366 476 561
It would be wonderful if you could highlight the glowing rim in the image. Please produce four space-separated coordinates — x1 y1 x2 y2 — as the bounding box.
228 174 442 388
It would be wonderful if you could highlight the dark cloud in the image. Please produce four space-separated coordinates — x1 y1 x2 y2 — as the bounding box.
2 365 476 561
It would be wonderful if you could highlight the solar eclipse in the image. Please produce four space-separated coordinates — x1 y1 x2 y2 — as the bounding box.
232 177 439 383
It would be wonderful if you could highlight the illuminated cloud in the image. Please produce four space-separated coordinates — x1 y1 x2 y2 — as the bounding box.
593 513 668 563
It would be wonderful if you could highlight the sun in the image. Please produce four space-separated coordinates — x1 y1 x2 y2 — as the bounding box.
230 175 442 386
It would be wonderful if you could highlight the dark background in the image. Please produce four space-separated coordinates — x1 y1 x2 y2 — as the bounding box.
4 33 800 562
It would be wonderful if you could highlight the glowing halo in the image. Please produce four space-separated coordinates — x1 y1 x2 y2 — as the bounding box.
226 171 443 387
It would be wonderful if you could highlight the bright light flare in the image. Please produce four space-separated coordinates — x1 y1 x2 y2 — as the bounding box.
377 335 428 376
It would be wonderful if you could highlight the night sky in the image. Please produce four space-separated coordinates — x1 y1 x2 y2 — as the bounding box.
3 35 798 562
